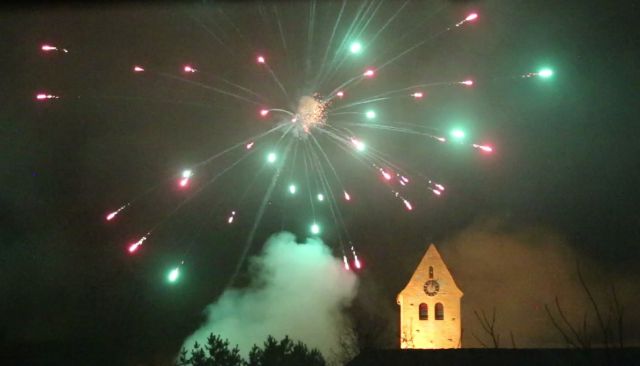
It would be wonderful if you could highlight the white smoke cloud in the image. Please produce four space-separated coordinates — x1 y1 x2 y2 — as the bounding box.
181 232 358 357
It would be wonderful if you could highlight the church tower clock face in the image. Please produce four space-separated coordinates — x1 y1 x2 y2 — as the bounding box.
423 279 440 296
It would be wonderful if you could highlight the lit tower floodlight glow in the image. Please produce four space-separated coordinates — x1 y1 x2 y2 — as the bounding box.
317 193 325 202
267 152 277 164
288 184 297 194
310 223 321 235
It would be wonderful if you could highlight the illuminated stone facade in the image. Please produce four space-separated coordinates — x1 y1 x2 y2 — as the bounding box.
397 244 463 349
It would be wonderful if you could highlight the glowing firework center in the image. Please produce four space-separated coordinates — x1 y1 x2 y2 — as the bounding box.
294 95 327 136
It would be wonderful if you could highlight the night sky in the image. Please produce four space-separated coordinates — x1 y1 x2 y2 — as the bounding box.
1 0 639 364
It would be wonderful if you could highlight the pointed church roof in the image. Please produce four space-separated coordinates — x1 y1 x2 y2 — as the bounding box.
398 243 463 298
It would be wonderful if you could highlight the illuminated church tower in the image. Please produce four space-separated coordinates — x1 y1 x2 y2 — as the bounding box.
396 244 463 349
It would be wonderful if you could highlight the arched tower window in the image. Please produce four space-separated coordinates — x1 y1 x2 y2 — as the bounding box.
429 266 434 279
435 303 444 320
419 303 428 320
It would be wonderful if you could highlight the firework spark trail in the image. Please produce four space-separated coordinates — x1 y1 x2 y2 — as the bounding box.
169 143 264 264
318 126 400 185
326 69 374 100
366 0 410 46
318 1 368 82
93 95 243 111
319 1 424 86
327 96 392 111
303 142 325 209
106 203 130 221
229 138 297 229
367 1 446 63
196 124 287 168
302 144 317 219
272 5 288 53
318 1 385 86
313 0 347 88
266 108 296 117
112 124 285 250
186 11 236 57
218 7 258 57
35 93 59 100
129 143 260 254
106 183 173 225
308 132 354 245
309 131 349 202
330 128 411 178
285 139 302 188
344 121 491 153
306 139 342 233
319 124 431 204
337 119 441 133
316 1 374 87
227 130 296 288
160 72 263 106
343 123 444 141
375 13 479 73
328 80 463 111
194 69 270 103
305 0 317 82
319 124 407 178
41 44 68 53
346 123 442 139
306 149 348 250
258 56 292 104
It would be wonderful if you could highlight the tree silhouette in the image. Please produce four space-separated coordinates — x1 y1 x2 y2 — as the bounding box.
545 261 625 350
176 334 325 366
247 335 325 366
177 335 243 366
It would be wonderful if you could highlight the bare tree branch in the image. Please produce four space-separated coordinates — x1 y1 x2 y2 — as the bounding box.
554 296 588 348
471 331 488 348
545 301 579 348
576 261 609 349
473 308 500 348
611 284 624 349
509 331 517 349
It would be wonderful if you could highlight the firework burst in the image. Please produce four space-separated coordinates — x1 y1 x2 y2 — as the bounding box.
36 2 553 285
